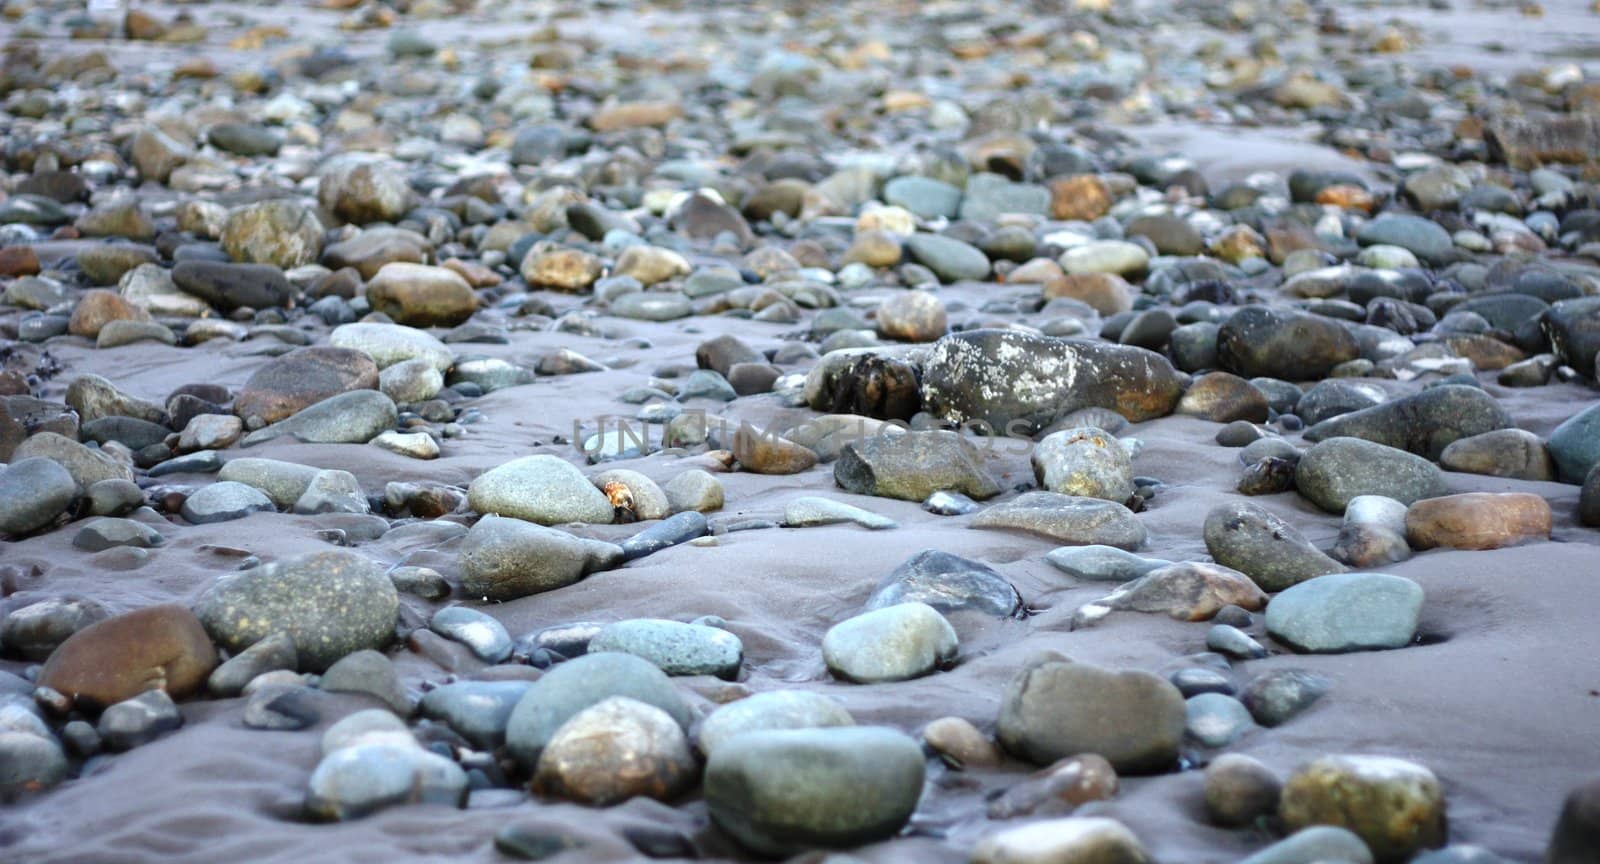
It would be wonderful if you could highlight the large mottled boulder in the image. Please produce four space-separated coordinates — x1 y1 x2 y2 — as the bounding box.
920 330 1184 434
997 658 1186 773
39 604 217 709
1303 386 1513 460
1217 306 1359 381
194 550 399 671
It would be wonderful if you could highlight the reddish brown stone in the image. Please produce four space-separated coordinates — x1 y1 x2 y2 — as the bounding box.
1404 492 1552 551
39 604 217 710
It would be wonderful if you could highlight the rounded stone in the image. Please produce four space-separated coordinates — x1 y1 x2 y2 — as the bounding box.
1205 753 1282 828
39 604 216 710
997 658 1186 774
1265 572 1423 654
697 690 854 757
821 602 958 684
1203 500 1346 592
703 726 925 857
533 696 697 805
1404 492 1552 551
588 619 743 679
505 652 693 771
970 816 1151 864
468 455 614 525
0 457 76 536
194 550 399 672
1031 426 1134 502
1295 437 1446 513
1279 754 1447 863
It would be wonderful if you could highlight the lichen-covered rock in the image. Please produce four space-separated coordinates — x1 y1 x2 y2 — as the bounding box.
920 329 1184 434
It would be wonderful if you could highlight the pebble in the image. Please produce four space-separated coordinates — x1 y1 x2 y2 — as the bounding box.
1303 385 1513 461
533 696 696 805
180 481 276 524
1045 545 1170 582
305 741 466 821
39 604 216 709
1267 573 1423 654
1279 755 1446 862
1092 562 1267 622
1295 437 1446 513
972 492 1147 550
0 457 76 536
97 689 183 750
1031 426 1135 502
1202 500 1346 591
1547 778 1600 864
241 390 398 447
783 496 898 530
971 817 1150 864
430 607 513 664
0 598 106 661
1184 692 1256 748
418 681 531 750
1240 826 1375 864
821 602 958 684
997 658 1185 773
588 619 743 679
0 732 69 792
834 429 1000 501
467 455 614 525
504 652 692 772
985 753 1118 818
922 716 1000 770
703 726 924 857
320 650 412 715
1439 429 1554 481
866 549 1023 618
697 690 854 757
1405 492 1552 551
208 631 298 697
458 515 622 601
1205 753 1282 828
